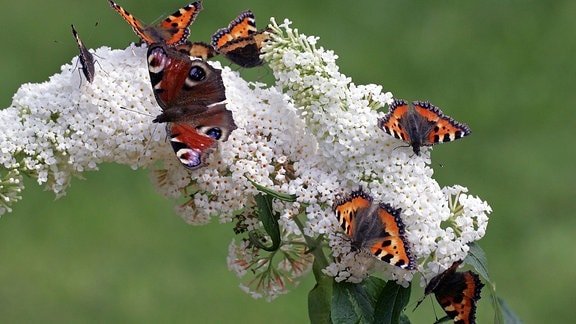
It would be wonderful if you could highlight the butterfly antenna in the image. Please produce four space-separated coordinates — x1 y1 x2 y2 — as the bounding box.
410 274 442 324
120 106 154 117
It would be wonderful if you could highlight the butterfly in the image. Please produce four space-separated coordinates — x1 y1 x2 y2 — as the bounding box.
71 24 95 83
333 188 416 270
108 0 202 46
377 99 471 155
416 260 484 324
147 43 237 169
211 10 271 68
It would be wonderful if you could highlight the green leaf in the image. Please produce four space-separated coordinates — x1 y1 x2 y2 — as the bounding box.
373 281 411 324
328 277 389 324
332 281 376 324
250 193 281 251
466 242 491 281
362 276 387 304
466 243 523 324
245 176 297 202
308 258 333 324
497 297 523 324
398 313 411 324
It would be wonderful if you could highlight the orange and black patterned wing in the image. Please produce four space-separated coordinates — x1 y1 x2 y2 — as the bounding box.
212 10 257 49
377 99 411 150
333 188 415 270
367 203 416 269
378 99 471 155
211 10 270 67
425 261 484 324
412 101 471 146
333 189 372 237
108 0 202 45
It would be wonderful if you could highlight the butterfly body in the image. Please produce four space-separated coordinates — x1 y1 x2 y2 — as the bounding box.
378 99 471 155
71 24 95 83
423 260 484 324
147 44 236 169
211 10 270 67
108 0 202 46
333 188 415 270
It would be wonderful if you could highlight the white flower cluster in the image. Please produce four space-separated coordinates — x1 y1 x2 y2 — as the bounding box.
0 44 169 199
261 19 491 285
0 17 491 298
0 169 23 214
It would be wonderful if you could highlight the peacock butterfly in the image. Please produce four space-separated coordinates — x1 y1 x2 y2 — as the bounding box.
147 43 236 169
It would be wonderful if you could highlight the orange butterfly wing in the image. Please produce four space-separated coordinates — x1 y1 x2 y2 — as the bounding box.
426 261 484 324
413 101 471 145
333 192 371 237
228 11 257 38
211 10 271 68
368 204 414 269
377 99 410 143
333 189 416 270
108 0 202 45
212 10 257 49
168 123 216 169
157 2 202 45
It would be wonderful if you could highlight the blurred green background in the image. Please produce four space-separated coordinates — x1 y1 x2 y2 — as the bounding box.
1 0 574 322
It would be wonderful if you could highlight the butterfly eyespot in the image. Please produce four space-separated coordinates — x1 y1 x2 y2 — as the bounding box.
148 48 167 73
204 127 223 140
188 66 206 82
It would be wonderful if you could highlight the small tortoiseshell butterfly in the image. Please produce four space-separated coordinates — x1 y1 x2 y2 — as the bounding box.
417 260 484 324
211 10 270 68
108 0 202 46
333 188 416 270
71 24 95 83
377 99 471 155
147 43 237 169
